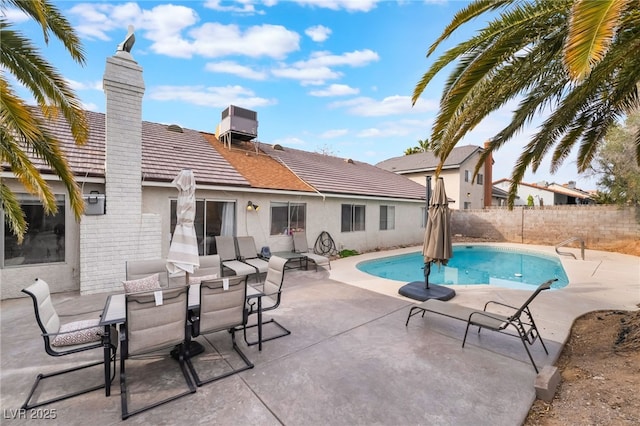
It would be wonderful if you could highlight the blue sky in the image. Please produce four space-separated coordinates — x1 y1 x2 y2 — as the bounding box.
9 0 596 189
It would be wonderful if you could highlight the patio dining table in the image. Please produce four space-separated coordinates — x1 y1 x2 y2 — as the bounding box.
98 281 264 397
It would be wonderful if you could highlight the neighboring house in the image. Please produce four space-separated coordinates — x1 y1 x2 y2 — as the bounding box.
376 145 493 210
493 179 593 206
491 186 512 206
0 50 427 298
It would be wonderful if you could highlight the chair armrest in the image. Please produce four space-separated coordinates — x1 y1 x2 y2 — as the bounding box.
42 323 103 338
483 300 518 312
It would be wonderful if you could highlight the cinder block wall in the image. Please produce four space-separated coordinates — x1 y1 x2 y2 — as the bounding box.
451 205 640 248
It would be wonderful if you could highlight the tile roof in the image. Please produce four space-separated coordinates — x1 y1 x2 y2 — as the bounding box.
201 134 314 193
493 178 590 199
376 145 482 173
26 110 249 187
260 144 426 200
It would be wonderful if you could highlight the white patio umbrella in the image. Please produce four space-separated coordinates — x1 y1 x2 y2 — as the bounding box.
398 177 455 301
167 169 200 278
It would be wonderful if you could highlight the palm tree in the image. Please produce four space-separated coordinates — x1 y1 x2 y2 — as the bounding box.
413 0 640 206
404 138 432 155
1 0 87 242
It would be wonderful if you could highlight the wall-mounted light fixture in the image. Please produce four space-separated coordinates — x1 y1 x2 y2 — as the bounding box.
247 201 260 211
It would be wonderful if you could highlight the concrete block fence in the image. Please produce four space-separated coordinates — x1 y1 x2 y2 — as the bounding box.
451 205 640 249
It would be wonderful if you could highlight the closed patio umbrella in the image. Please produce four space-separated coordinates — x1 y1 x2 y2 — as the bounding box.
167 169 199 277
399 177 455 301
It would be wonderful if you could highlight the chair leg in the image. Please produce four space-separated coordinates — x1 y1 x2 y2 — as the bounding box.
121 343 196 420
186 329 254 387
243 318 290 346
22 359 106 410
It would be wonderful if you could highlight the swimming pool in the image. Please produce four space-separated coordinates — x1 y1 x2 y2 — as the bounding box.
356 245 569 289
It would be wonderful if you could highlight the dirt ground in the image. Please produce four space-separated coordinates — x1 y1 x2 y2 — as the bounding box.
524 240 640 425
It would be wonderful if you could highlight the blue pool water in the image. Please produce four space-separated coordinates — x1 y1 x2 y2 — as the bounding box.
357 246 569 289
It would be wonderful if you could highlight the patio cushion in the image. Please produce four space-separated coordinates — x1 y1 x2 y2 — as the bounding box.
122 273 161 294
51 319 103 347
188 274 218 285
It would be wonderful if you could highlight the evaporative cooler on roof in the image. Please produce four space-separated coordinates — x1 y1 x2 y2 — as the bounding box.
218 105 258 148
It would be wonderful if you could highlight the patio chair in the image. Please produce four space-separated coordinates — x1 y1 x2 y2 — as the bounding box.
292 231 331 270
236 236 269 278
215 236 260 280
405 279 556 373
21 278 118 410
125 258 170 287
120 286 196 420
186 275 253 386
244 256 291 346
188 255 221 284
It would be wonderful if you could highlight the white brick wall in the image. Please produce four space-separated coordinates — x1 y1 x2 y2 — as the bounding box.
79 54 162 294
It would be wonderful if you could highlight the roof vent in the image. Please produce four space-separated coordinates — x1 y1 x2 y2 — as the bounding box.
273 144 284 151
167 124 183 133
345 158 354 164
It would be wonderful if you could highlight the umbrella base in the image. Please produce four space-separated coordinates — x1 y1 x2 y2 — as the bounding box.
170 341 205 360
398 281 456 302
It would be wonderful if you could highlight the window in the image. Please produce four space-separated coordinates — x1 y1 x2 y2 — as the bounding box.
379 205 395 230
464 201 472 210
3 194 65 266
464 170 470 182
171 199 235 255
341 204 365 232
421 207 427 228
477 174 484 185
270 202 306 235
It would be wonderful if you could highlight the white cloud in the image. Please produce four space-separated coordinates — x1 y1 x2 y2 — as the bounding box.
148 85 275 109
272 49 378 85
308 84 359 97
203 0 264 14
330 95 438 117
271 65 342 85
3 7 30 23
82 102 100 112
271 136 306 146
292 0 380 12
205 61 268 80
320 129 349 139
66 78 102 91
305 25 331 42
187 23 300 59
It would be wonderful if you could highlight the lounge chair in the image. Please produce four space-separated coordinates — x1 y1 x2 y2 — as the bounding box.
405 279 556 373
236 236 269 278
21 278 118 409
186 275 253 386
292 231 331 270
215 236 260 280
120 286 196 419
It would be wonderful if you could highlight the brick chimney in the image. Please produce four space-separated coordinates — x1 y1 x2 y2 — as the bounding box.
483 140 493 208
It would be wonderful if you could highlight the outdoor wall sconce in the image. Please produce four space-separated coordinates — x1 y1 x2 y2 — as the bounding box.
247 201 260 211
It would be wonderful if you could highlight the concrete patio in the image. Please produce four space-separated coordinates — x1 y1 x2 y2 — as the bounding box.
1 244 638 425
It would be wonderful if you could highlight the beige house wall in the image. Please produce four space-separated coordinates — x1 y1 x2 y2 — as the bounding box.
451 205 640 248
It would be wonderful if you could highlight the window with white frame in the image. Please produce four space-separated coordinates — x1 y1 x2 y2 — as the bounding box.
464 201 472 210
379 205 395 230
3 194 66 266
477 174 484 185
464 170 470 182
341 204 365 232
171 199 235 255
270 202 306 235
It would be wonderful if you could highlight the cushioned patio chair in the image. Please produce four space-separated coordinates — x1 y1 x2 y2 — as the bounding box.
125 258 170 288
405 279 556 373
120 286 196 419
187 255 222 284
292 231 331 270
215 236 260 280
21 278 118 410
244 256 291 346
186 275 253 386
236 236 269 277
